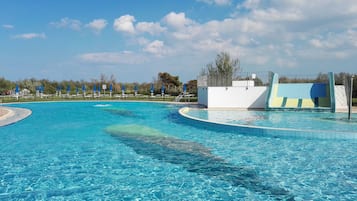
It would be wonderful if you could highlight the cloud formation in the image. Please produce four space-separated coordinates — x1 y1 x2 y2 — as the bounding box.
86 19 107 34
78 51 146 64
12 33 46 40
105 1 357 75
136 22 166 35
197 0 231 6
9 0 357 81
113 15 136 34
50 17 82 31
2 24 14 29
162 12 195 29
143 40 168 56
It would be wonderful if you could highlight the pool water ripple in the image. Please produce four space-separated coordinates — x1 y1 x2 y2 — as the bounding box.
0 102 356 200
180 107 357 139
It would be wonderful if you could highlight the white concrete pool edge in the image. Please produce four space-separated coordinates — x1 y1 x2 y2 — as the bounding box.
0 107 32 127
178 107 357 139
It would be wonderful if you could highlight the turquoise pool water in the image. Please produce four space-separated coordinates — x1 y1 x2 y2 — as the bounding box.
181 108 357 139
0 102 356 200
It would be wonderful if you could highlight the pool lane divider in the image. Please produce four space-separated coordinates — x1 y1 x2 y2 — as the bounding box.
178 107 357 140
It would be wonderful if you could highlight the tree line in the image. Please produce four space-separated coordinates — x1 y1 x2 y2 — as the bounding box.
1 51 356 97
0 72 198 96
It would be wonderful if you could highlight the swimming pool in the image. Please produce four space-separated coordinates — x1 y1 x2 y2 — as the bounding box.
180 107 357 139
0 102 356 200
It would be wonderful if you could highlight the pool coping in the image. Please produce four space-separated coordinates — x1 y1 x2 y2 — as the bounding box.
0 107 32 127
178 107 357 140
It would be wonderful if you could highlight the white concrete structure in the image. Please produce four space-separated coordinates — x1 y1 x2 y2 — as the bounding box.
334 85 348 111
198 86 268 109
198 85 348 110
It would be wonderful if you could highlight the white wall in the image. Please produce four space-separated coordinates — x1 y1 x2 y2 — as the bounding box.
198 87 208 106
199 85 347 111
334 85 348 110
198 86 268 109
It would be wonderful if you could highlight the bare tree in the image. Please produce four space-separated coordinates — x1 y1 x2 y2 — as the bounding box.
203 52 240 86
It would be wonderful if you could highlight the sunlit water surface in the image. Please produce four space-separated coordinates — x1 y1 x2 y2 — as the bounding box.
0 102 356 200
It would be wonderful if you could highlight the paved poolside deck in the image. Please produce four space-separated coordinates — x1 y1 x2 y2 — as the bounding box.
0 107 32 127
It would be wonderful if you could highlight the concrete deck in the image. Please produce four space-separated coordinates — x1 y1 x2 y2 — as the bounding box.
0 107 32 127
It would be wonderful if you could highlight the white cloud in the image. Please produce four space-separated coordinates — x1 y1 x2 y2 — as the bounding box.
251 8 303 22
50 17 82 31
239 0 261 10
276 58 297 68
309 39 324 48
136 22 166 35
143 40 168 56
197 0 231 6
113 15 136 34
78 51 146 64
347 29 357 47
136 37 150 46
86 19 107 34
162 12 195 29
72 1 357 77
253 56 269 65
12 33 46 40
2 24 14 29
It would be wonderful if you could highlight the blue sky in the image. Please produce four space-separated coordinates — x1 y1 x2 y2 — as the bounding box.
1 0 357 83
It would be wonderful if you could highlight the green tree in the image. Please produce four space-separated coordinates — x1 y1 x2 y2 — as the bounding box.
158 72 181 95
186 80 197 95
0 77 13 94
158 72 181 87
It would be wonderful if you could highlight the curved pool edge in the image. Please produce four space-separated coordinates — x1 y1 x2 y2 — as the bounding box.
178 107 357 140
0 107 32 127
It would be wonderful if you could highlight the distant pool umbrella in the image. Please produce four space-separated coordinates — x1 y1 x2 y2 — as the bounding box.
121 85 126 97
109 84 113 97
93 85 97 97
15 84 19 100
150 84 154 93
39 86 44 98
67 85 70 93
97 85 101 96
183 84 187 93
56 86 62 97
82 85 86 97
15 84 19 93
134 85 138 96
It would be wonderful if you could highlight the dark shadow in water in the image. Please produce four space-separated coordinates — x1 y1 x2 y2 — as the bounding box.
105 125 295 200
102 107 142 118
